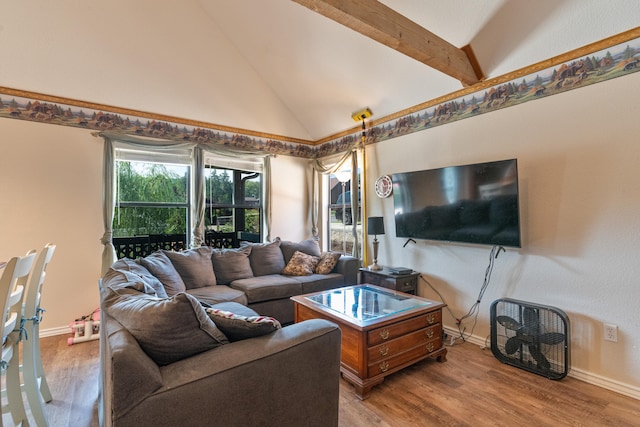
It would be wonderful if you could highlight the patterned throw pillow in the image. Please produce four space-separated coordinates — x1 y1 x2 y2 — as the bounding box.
315 252 341 274
282 250 320 276
205 307 282 341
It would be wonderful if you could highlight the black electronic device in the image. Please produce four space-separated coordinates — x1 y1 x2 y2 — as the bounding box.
392 159 521 247
490 298 570 380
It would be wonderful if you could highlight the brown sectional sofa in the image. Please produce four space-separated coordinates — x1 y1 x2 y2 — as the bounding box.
99 239 357 426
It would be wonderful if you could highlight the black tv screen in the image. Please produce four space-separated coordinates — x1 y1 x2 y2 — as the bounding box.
392 159 521 247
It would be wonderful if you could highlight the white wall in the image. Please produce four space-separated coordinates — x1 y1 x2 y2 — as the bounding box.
0 120 103 332
365 72 640 396
0 119 312 334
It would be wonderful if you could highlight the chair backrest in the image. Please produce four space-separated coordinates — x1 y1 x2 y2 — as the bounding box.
0 250 37 340
24 243 56 319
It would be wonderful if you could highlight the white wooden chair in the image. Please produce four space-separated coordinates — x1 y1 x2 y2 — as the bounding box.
0 250 36 427
21 243 55 427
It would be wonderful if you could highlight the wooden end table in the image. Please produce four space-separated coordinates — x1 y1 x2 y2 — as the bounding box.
291 284 447 400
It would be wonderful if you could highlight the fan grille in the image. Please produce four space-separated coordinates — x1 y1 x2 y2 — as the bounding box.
490 298 570 379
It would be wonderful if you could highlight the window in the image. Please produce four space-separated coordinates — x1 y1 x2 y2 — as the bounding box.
328 170 362 255
205 166 262 243
113 160 191 253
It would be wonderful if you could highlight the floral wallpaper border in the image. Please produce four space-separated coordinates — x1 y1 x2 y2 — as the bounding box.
1 28 638 159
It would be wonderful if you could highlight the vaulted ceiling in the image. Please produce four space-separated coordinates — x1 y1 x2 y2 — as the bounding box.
2 1 639 142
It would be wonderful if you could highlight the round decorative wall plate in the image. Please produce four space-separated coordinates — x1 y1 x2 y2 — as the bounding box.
375 175 393 198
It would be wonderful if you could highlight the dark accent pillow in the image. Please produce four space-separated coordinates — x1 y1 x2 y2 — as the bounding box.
205 306 281 342
279 238 321 264
103 287 229 365
140 251 186 296
315 252 342 274
211 246 254 285
282 250 320 276
164 247 216 289
242 240 286 276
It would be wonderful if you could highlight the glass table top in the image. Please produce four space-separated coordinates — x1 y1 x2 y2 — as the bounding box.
304 285 432 323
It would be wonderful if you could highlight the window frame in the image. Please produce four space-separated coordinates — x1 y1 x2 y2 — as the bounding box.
204 165 263 242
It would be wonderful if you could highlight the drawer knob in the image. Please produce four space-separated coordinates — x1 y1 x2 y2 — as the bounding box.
426 330 434 339
379 329 390 340
426 343 435 353
379 345 389 356
379 361 389 372
426 314 436 324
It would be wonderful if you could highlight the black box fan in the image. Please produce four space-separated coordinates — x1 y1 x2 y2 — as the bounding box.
490 298 570 380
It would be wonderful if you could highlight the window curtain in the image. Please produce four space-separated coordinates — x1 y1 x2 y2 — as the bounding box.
192 146 205 247
100 137 116 276
312 147 360 258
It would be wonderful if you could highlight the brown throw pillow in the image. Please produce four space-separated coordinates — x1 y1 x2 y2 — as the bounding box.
282 250 320 276
315 251 341 274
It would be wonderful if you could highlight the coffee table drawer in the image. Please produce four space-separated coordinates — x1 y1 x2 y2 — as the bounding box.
368 311 441 346
368 324 441 362
368 336 443 377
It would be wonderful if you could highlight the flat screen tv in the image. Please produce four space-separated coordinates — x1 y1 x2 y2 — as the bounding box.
392 159 521 248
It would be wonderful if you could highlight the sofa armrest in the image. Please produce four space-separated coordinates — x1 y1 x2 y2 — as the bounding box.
334 255 359 285
116 319 342 427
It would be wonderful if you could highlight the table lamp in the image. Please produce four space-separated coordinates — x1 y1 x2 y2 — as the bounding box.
367 216 385 271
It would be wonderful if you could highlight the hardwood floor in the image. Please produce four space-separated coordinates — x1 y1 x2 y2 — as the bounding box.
21 335 639 426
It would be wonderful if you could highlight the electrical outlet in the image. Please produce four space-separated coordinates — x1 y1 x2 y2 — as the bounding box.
604 323 618 342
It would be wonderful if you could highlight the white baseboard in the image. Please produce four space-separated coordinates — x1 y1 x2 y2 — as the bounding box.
40 326 74 338
442 326 640 401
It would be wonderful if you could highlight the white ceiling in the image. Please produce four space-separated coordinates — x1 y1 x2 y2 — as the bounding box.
2 0 639 141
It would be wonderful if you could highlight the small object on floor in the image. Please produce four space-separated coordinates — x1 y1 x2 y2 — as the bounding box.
68 308 100 345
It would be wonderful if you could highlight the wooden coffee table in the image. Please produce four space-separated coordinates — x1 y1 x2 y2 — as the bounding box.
292 284 447 399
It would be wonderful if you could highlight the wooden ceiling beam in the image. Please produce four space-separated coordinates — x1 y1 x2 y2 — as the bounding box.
292 0 483 86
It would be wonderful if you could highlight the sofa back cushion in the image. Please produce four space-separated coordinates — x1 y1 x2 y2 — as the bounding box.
279 238 321 265
140 251 186 296
164 247 216 289
108 258 169 298
242 240 286 276
103 287 229 365
211 246 254 285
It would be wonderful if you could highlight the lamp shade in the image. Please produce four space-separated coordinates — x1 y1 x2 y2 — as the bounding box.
367 217 385 236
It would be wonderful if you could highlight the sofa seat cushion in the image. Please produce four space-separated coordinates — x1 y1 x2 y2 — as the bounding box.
186 286 248 306
103 287 229 365
230 275 302 303
293 273 347 295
